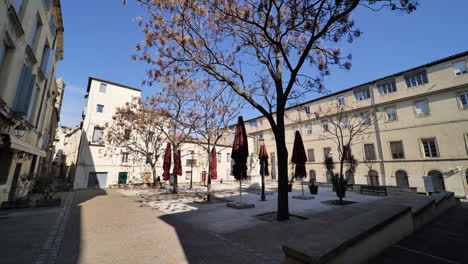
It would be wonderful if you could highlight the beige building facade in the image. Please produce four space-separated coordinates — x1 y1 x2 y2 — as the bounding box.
244 52 468 198
0 0 64 203
74 77 235 189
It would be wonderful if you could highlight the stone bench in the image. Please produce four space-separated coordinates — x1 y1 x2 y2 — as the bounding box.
360 185 387 196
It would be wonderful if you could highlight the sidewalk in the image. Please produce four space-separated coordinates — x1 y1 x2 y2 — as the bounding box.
0 192 73 264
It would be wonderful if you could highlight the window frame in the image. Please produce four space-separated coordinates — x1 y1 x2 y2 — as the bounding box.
307 149 315 162
405 70 429 88
414 99 430 117
453 60 468 75
363 143 376 160
96 104 104 113
321 121 329 132
389 141 405 159
323 147 331 160
92 127 104 143
354 87 371 101
121 153 129 163
377 81 397 95
420 138 440 158
384 106 398 121
306 124 313 135
337 96 345 106
99 83 107 93
458 91 468 109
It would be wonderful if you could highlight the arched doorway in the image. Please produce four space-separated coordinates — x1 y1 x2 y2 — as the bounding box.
395 170 409 187
345 170 354 184
368 170 379 186
309 170 316 183
428 170 445 192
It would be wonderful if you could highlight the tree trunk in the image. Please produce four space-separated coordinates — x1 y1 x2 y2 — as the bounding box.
275 111 289 220
172 144 178 194
339 157 344 203
207 153 212 202
152 164 158 188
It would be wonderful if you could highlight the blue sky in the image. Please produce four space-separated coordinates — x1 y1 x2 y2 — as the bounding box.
58 0 468 127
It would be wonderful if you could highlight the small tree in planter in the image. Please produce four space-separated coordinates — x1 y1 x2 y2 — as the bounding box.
308 177 318 195
33 175 60 207
324 154 358 204
1 174 33 209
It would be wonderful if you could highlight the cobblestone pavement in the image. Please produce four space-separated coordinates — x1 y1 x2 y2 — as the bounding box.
0 192 73 264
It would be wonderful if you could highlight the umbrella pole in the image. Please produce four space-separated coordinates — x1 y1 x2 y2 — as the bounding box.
239 177 242 204
301 177 304 196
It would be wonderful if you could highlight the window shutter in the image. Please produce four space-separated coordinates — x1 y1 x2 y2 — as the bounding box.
13 65 34 115
40 48 54 79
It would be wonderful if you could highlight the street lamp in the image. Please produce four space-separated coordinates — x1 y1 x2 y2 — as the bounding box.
14 125 27 138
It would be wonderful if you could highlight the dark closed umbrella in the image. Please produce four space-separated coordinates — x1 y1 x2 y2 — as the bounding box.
211 147 218 180
259 144 269 201
162 143 171 181
231 116 249 181
173 149 182 177
291 131 307 195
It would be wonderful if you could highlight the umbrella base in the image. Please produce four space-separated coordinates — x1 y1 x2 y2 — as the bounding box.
227 202 255 209
292 195 315 200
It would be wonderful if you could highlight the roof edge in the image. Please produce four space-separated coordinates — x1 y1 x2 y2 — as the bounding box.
86 76 143 93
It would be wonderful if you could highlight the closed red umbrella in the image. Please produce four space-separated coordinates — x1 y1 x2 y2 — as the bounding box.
291 131 307 195
259 144 269 201
231 116 249 203
162 143 171 181
211 147 218 180
231 116 248 180
173 149 182 176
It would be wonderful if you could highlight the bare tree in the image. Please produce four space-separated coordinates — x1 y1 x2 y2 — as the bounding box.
190 87 242 201
318 104 374 202
106 97 166 185
126 0 418 220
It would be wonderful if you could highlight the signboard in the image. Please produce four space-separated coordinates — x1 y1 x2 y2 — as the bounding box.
423 176 434 193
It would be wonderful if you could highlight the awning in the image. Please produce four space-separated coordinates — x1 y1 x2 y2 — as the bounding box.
0 134 46 157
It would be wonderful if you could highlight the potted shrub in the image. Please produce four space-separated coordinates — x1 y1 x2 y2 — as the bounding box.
33 175 61 207
308 178 318 195
1 174 32 209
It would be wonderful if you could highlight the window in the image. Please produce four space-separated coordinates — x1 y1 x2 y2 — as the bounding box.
96 104 104 113
421 138 439 158
29 14 42 47
453 61 468 75
321 121 329 132
459 92 468 109
0 41 6 67
337 96 345 106
390 141 405 159
49 13 56 36
99 83 107 93
304 106 311 114
226 153 231 162
324 147 331 159
378 81 397 95
307 149 315 162
249 120 257 128
218 152 222 162
306 124 312 135
364 144 376 160
44 0 52 10
385 106 397 121
340 117 347 128
405 71 428 88
354 87 370 101
92 127 104 143
258 133 264 140
292 127 299 135
415 100 429 116
13 64 36 116
258 119 263 126
122 153 129 163
148 131 154 142
360 112 371 124
40 45 54 79
27 84 40 121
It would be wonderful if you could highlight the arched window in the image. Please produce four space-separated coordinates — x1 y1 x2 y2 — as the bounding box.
309 170 316 182
428 170 445 192
345 170 354 184
368 170 379 186
395 170 409 187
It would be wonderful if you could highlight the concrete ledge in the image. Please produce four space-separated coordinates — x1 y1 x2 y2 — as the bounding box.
283 205 412 264
292 195 315 200
227 202 255 209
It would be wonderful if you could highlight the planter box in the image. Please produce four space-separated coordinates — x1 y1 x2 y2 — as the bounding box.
36 198 61 208
308 185 318 195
